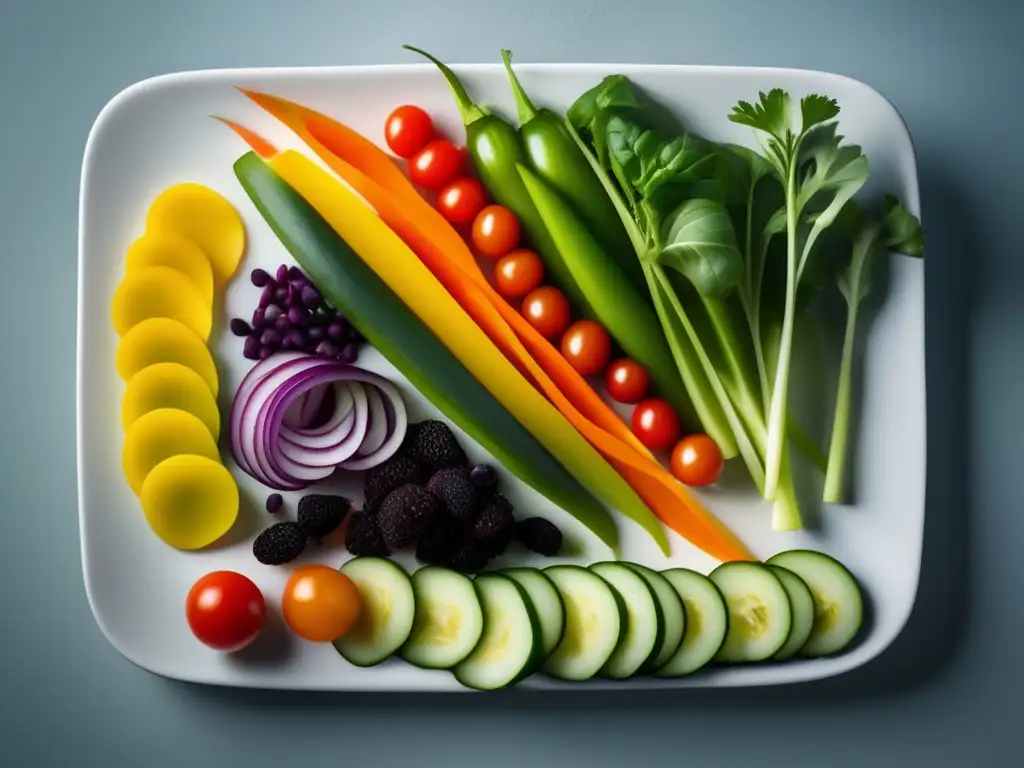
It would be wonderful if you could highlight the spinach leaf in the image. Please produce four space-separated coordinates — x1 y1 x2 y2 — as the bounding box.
654 198 744 298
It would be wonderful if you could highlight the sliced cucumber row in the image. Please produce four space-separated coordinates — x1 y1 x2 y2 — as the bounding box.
330 549 864 688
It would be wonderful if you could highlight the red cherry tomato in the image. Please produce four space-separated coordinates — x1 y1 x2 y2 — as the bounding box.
282 565 363 643
631 398 681 451
384 105 434 159
494 249 545 299
670 434 725 486
185 571 266 652
409 139 463 190
605 359 650 404
436 178 487 225
560 320 612 376
522 286 571 338
471 205 521 258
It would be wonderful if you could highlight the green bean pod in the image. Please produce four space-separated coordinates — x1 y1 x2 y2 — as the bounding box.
517 163 691 419
403 45 591 314
499 49 648 300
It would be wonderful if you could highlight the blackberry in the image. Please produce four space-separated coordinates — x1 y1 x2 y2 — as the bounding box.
377 485 440 549
412 420 466 472
345 506 390 557
426 467 479 524
253 522 307 565
297 494 350 540
516 517 563 556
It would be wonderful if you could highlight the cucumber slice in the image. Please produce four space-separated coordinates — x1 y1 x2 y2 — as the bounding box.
654 568 728 677
590 562 663 679
710 562 792 663
766 565 815 661
501 567 566 658
333 557 416 667
766 550 864 657
542 565 626 681
399 566 484 670
453 574 542 690
626 563 686 672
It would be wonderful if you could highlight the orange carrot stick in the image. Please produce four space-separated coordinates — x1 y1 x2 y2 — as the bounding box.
226 106 755 562
213 116 278 159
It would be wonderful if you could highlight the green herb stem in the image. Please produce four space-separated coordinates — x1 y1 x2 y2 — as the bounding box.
823 286 859 503
763 160 800 501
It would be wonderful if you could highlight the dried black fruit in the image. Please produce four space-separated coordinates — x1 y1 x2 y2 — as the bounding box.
471 494 515 543
345 506 390 557
253 522 307 565
516 517 563 556
412 420 466 472
363 453 428 508
377 485 440 549
297 494 350 539
426 467 479 524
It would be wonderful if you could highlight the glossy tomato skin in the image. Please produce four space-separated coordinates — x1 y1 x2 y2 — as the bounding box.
471 205 521 258
185 571 266 652
671 434 725 486
560 320 612 376
522 286 571 338
494 249 545 299
605 359 650 404
631 398 681 452
282 565 362 643
409 139 464 190
384 105 434 159
437 178 487 225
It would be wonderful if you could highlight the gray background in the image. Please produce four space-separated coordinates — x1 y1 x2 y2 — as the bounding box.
0 0 1017 764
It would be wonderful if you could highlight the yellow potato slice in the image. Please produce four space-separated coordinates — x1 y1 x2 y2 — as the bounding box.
145 183 246 283
122 407 220 496
111 265 212 341
140 454 239 550
125 230 214 305
121 362 220 438
115 317 218 397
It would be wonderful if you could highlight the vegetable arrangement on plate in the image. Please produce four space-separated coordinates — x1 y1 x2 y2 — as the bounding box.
105 44 917 685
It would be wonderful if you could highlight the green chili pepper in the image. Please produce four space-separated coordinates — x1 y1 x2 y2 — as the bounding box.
517 162 692 420
499 49 648 300
403 45 590 313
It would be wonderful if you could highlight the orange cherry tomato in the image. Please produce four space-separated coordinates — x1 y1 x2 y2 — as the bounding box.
605 359 650 404
494 249 545 299
560 320 612 376
521 286 571 338
471 205 520 258
437 177 487 225
185 571 265 652
631 398 681 451
282 565 362 643
670 434 725 486
384 105 434 159
409 139 464 190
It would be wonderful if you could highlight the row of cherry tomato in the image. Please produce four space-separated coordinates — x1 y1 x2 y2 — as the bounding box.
383 106 724 488
186 565 361 652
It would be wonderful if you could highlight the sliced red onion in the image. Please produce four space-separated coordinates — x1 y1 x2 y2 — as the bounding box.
276 383 369 467
354 385 387 458
228 353 313 486
280 383 355 443
337 378 407 471
229 352 408 491
282 390 310 429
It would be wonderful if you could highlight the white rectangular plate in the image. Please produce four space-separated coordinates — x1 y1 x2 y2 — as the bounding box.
78 61 924 691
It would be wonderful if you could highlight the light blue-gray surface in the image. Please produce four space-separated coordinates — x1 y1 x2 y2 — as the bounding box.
0 0 1017 764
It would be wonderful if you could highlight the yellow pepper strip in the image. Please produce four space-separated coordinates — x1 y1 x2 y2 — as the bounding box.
268 149 669 555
